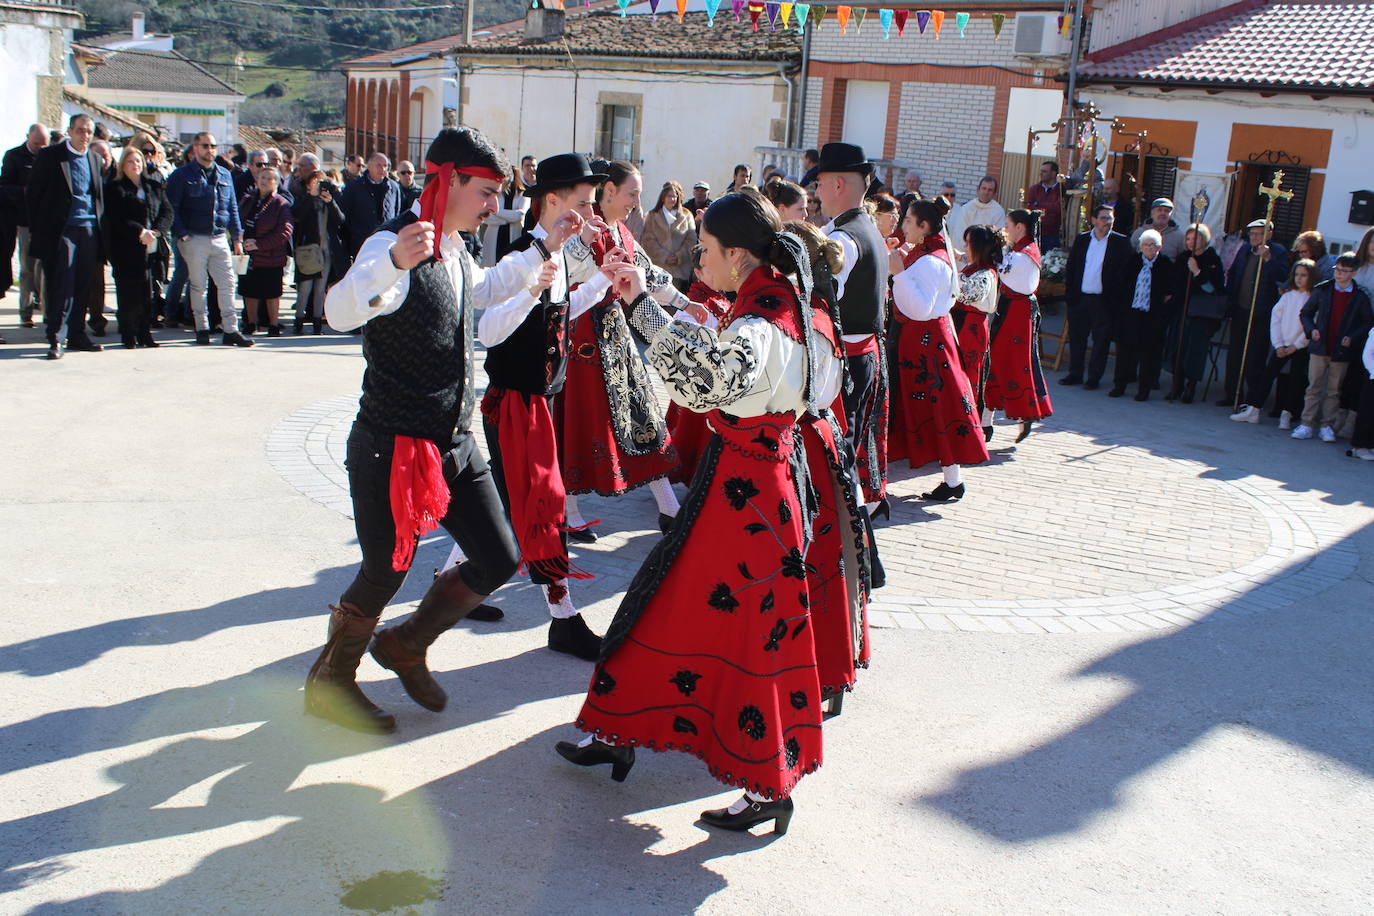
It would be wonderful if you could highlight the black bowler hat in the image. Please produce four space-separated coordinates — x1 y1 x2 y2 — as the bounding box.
523 153 609 198
816 142 874 176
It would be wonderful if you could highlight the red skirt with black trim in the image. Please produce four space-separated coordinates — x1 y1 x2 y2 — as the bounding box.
799 413 869 693
986 295 1054 421
665 402 713 486
952 304 990 416
577 411 824 800
889 314 990 469
557 312 680 496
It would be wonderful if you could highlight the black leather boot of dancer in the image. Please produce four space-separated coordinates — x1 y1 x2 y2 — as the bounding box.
304 603 396 733
370 568 490 712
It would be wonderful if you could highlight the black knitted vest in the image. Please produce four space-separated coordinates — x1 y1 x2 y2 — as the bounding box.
831 207 887 336
357 211 475 445
483 231 571 396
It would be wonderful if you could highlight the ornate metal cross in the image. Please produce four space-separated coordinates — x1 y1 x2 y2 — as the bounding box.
1257 170 1294 224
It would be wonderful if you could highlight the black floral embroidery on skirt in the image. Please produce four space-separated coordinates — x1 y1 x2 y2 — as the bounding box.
723 476 760 510
780 547 816 580
707 582 740 613
777 498 792 524
592 669 616 696
764 619 787 652
790 690 809 710
673 715 699 735
670 669 702 696
738 705 766 740
760 589 775 614
784 736 801 768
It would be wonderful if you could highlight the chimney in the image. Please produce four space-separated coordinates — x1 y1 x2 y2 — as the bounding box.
132 13 146 41
525 2 566 41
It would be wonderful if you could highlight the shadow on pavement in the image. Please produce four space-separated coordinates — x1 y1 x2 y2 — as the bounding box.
921 525 1374 842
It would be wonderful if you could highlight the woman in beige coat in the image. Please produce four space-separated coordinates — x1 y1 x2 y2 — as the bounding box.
642 180 696 289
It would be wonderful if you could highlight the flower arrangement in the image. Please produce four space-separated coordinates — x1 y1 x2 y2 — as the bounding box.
1040 246 1069 281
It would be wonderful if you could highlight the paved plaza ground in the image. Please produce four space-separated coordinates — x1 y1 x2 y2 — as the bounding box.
2 289 1372 914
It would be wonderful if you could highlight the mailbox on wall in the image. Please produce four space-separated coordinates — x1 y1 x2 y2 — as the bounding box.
1351 189 1374 226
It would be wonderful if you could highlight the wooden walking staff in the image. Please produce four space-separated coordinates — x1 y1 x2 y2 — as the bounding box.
1233 171 1294 412
1169 189 1210 393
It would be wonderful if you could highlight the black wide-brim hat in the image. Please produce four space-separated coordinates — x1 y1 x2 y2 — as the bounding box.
816 141 874 176
523 153 609 198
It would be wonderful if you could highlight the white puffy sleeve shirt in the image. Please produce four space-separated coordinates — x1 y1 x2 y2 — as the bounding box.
999 249 1041 296
628 299 810 418
957 267 999 315
892 254 955 321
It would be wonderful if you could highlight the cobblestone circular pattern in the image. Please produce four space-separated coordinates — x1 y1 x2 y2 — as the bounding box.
267 398 1359 634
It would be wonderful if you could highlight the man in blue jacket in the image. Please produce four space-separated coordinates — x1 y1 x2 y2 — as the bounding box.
338 152 401 260
164 131 252 346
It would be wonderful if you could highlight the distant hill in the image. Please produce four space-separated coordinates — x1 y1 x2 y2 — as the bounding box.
75 0 528 127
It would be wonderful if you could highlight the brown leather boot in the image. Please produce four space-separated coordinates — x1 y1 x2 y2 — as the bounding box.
304 603 397 733
369 568 490 711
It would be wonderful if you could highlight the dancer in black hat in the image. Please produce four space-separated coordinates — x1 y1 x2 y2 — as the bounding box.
478 153 629 661
304 128 587 734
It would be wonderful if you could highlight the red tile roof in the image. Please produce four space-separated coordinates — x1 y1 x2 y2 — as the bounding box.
1079 0 1374 94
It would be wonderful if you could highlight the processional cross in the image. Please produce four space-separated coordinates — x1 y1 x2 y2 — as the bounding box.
1233 171 1295 411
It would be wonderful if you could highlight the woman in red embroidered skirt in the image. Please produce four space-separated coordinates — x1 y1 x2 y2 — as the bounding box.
887 197 989 502
953 225 1003 443
986 209 1053 442
557 192 845 836
664 252 732 486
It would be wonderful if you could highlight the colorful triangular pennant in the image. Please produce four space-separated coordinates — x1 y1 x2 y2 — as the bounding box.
765 0 779 29
808 4 825 27
878 7 893 38
617 0 630 15
931 9 944 38
852 6 867 31
648 0 659 16
955 10 969 36
676 0 687 20
837 5 851 32
732 0 745 21
992 12 1005 38
705 0 722 24
780 1 793 28
749 1 764 30
895 8 909 35
793 2 809 30
915 9 929 33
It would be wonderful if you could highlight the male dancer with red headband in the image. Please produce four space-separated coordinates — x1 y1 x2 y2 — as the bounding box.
306 128 587 734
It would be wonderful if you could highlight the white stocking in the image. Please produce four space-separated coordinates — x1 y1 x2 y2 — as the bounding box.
943 464 962 487
981 408 994 427
649 477 680 516
543 580 578 619
564 494 587 530
441 542 465 573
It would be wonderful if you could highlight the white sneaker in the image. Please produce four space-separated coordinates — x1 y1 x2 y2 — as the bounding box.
1319 426 1337 443
1353 448 1374 461
1291 425 1314 440
1278 410 1293 430
1229 405 1260 423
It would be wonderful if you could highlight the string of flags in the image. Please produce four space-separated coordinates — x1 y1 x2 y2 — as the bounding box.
539 0 1076 38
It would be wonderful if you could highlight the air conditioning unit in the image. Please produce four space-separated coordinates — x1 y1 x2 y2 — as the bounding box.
1013 12 1073 58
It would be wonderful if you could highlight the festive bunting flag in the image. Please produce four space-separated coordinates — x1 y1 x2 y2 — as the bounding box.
705 0 723 23
931 9 944 37
765 0 779 29
837 4 851 32
780 2 793 28
878 7 893 38
991 12 1005 38
852 6 867 31
809 4 825 27
676 0 687 20
793 2 809 30
749 1 763 29
915 9 929 33
955 10 969 36
617 0 630 15
732 0 745 21
894 9 908 35
648 0 659 16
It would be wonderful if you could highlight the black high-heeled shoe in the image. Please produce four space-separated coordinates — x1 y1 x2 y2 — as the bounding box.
921 482 965 502
555 739 635 782
700 796 795 836
869 498 891 522
1015 420 1033 443
658 512 676 534
983 425 994 443
567 526 598 544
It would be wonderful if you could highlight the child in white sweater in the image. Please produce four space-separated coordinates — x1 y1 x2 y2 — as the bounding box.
1231 259 1313 426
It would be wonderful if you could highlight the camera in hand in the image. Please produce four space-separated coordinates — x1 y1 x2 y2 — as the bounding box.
319 180 338 196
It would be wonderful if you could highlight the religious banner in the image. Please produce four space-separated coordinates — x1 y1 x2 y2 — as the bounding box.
1173 171 1235 244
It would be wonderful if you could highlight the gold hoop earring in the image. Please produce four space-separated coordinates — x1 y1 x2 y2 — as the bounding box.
730 266 740 285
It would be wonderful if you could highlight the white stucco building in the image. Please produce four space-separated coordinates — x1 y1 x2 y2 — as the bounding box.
0 0 82 144
342 1 800 195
